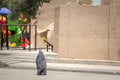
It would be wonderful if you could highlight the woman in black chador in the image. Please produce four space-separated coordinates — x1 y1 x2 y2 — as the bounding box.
36 50 47 75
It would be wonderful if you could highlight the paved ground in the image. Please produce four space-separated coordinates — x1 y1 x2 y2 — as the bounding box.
0 68 120 80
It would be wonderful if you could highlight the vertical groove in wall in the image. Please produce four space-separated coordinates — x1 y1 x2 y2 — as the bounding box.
54 7 60 53
68 6 70 58
108 5 111 60
58 7 60 53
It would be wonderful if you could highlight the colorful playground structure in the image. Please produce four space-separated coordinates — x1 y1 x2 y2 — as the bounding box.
0 7 53 51
0 15 31 48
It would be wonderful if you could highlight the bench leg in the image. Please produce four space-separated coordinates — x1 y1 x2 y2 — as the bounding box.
47 45 49 52
51 45 53 51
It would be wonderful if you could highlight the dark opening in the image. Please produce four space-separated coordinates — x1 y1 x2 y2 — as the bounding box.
11 30 16 36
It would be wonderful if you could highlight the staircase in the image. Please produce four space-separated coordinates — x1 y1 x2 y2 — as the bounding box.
0 48 120 67
0 48 120 74
0 49 58 69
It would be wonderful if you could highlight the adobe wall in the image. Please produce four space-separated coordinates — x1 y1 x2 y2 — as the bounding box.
102 0 120 5
53 5 120 61
32 0 120 48
109 5 120 61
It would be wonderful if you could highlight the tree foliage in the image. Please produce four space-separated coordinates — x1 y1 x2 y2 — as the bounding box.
0 0 51 21
20 0 51 19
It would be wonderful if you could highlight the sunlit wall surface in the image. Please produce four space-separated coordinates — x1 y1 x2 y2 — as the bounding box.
92 0 102 6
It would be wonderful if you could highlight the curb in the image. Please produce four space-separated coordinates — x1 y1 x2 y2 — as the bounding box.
6 62 120 75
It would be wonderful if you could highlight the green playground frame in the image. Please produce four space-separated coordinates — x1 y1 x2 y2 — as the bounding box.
0 22 37 51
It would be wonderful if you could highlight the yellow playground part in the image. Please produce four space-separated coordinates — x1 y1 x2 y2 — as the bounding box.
9 43 16 47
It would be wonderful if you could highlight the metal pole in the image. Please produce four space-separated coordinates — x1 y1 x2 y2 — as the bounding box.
22 26 26 50
35 25 37 51
47 45 48 52
6 17 9 50
0 24 3 50
29 24 31 51
51 45 53 51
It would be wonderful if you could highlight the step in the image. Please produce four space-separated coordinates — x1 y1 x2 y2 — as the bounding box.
0 49 58 58
1 53 120 67
0 56 23 64
45 58 120 66
0 55 59 63
0 54 58 63
7 62 120 75
0 49 120 67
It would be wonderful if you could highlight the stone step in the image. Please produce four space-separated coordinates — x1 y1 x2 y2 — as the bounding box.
0 49 120 67
0 55 56 63
0 50 120 74
7 62 120 75
0 50 58 58
0 49 59 65
45 58 120 66
1 53 120 67
0 50 58 64
0 57 22 64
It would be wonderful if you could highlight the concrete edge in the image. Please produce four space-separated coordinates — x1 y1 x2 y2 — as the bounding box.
5 62 120 75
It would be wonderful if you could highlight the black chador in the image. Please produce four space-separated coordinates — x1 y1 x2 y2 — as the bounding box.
36 50 47 75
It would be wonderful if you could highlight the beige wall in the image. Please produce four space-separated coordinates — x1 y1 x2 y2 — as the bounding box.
53 5 120 61
102 0 120 5
109 5 120 61
33 0 120 49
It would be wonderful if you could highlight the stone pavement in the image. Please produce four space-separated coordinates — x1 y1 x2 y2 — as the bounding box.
0 48 120 75
0 68 120 80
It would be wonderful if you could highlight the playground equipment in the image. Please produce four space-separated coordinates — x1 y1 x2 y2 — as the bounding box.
8 20 22 47
0 16 31 48
0 7 37 50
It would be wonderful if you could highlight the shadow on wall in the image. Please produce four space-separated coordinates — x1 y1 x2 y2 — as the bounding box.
117 48 120 58
37 23 54 42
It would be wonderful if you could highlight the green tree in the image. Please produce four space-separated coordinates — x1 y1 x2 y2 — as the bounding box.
0 0 51 22
0 0 3 7
0 0 9 8
20 0 51 19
